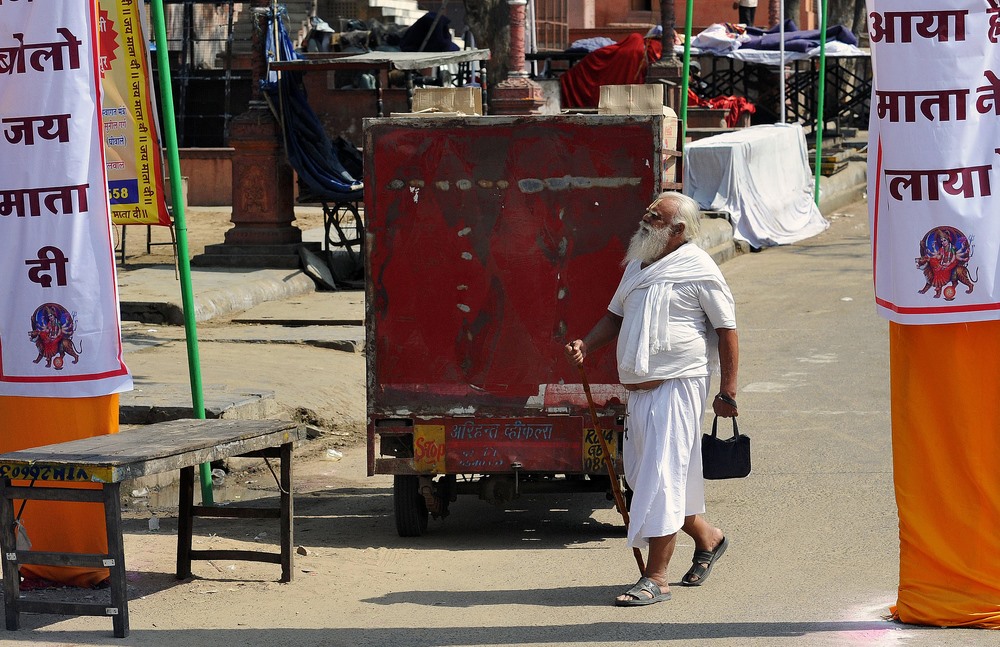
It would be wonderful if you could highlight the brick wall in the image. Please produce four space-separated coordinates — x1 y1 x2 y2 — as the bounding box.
594 0 815 33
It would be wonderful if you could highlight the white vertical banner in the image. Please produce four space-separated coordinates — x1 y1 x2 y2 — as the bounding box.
868 1 1000 324
0 0 132 397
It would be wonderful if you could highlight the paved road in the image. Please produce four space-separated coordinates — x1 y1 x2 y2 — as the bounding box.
6 196 993 646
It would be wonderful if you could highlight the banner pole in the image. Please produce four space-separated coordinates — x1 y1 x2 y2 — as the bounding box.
679 0 695 146
812 0 829 205
149 0 214 505
779 0 786 122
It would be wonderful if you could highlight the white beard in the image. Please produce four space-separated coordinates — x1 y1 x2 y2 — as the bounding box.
624 222 672 265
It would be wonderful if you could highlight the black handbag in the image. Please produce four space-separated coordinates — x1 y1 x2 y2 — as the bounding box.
702 416 751 479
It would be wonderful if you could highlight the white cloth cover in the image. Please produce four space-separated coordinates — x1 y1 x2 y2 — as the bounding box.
624 377 708 549
690 24 742 55
684 124 829 248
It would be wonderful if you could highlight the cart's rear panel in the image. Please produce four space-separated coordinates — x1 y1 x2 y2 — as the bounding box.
364 115 663 479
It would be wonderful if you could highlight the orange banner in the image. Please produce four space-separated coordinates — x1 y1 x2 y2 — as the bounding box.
889 320 1000 627
0 395 119 587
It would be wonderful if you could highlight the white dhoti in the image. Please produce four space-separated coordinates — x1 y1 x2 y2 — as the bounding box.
624 376 708 549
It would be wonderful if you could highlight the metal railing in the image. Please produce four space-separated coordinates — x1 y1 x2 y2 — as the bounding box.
151 0 251 147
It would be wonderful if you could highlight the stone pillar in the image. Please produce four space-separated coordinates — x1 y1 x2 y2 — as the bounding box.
645 0 684 112
224 105 298 246
646 61 684 113
490 0 544 116
195 0 317 268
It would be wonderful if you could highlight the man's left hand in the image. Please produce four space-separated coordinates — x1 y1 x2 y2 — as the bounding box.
713 393 738 417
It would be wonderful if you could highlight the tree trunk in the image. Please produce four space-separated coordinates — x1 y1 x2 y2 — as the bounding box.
786 0 801 27
850 0 867 37
463 0 511 85
827 0 853 30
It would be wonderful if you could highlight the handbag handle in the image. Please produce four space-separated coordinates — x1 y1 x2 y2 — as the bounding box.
710 415 741 439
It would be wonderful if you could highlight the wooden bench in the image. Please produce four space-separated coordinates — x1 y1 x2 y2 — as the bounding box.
0 418 305 638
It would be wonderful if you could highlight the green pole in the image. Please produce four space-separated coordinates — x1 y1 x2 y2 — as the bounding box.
812 0 829 205
149 0 214 505
679 0 695 146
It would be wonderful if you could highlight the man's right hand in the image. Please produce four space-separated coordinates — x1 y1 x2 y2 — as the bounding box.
563 313 621 369
564 339 586 367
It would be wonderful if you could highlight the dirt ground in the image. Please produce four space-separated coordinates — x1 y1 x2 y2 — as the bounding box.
116 205 367 442
1 202 987 647
0 205 383 645
114 206 329 266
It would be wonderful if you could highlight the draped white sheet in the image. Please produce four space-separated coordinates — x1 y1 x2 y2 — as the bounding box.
683 124 829 248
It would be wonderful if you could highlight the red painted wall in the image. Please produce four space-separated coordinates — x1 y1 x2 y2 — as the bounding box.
592 1 815 32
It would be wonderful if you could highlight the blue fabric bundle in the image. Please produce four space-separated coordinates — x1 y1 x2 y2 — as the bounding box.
741 20 859 52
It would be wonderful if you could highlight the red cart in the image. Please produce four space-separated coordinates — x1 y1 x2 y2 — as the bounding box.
364 115 665 536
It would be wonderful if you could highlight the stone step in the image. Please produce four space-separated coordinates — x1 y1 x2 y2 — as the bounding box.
118 267 317 324
697 213 745 264
119 384 281 426
367 0 424 24
378 10 425 25
192 242 322 270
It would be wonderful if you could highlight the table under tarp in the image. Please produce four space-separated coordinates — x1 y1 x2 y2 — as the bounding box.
683 123 829 249
555 28 869 129
270 48 492 116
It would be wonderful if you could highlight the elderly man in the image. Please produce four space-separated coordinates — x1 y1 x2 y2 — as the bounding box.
565 191 739 606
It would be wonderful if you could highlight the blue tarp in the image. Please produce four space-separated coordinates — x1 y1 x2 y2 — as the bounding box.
742 20 859 52
264 13 364 201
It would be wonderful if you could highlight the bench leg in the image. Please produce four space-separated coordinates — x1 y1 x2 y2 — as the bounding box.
280 442 294 583
102 483 129 638
176 466 195 580
0 479 20 631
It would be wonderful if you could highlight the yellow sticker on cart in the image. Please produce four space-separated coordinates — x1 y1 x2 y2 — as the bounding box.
413 424 446 473
583 427 617 473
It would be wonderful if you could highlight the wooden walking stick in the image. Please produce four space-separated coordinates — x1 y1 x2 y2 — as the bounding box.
578 366 645 575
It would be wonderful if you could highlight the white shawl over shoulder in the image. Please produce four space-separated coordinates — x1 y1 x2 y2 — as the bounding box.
618 243 732 377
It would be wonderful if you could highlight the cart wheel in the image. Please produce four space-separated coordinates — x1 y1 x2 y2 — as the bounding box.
393 475 429 537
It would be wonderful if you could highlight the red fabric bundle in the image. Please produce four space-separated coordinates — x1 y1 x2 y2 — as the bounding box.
689 90 757 127
560 34 662 108
559 33 756 128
